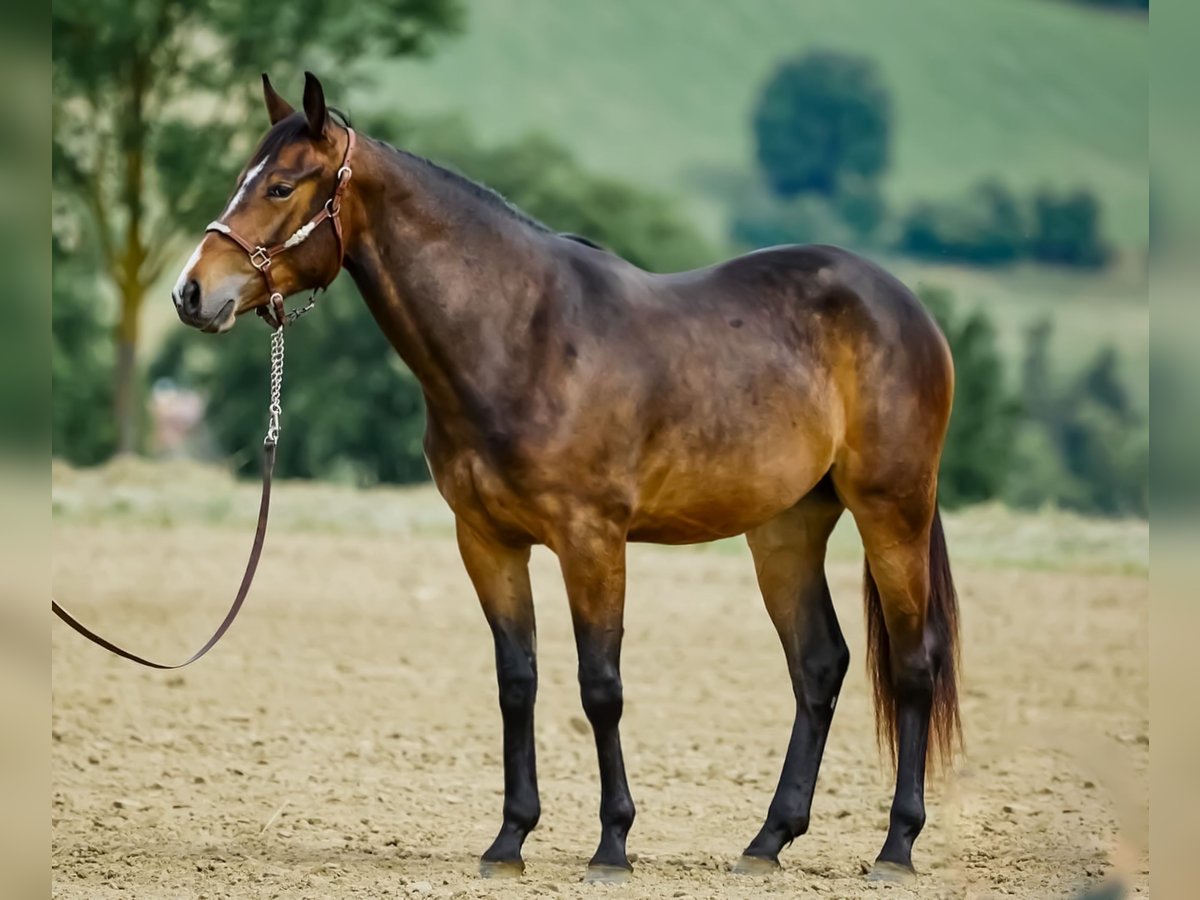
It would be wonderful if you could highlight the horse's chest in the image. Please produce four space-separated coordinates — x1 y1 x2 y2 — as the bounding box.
426 441 549 542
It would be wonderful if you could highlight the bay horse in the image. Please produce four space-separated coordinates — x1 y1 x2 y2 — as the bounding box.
173 72 961 884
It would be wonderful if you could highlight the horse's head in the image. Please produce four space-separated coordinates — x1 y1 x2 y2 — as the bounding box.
172 72 354 332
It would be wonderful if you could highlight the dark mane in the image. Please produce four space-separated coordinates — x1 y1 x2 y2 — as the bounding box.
251 113 603 247
379 140 554 236
392 151 610 250
560 233 607 250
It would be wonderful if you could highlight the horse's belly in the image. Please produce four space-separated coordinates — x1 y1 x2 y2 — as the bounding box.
627 445 831 544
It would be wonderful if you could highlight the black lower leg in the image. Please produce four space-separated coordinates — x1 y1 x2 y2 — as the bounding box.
481 623 540 865
577 626 635 871
875 654 932 872
744 582 848 862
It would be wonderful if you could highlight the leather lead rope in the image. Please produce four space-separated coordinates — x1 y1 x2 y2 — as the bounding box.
51 316 295 668
51 130 355 668
50 444 277 669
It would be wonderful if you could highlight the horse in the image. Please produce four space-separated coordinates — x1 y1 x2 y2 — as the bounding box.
172 72 961 885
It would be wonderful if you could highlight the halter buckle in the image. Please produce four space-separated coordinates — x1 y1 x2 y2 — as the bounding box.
337 166 352 183
249 247 272 270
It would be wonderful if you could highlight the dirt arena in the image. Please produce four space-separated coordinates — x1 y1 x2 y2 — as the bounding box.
52 464 1148 899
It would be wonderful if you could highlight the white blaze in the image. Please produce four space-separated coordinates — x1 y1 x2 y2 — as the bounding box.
222 159 267 219
173 240 206 298
173 160 267 298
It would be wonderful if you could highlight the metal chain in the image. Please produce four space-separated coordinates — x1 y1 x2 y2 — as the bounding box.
262 289 321 447
264 326 285 446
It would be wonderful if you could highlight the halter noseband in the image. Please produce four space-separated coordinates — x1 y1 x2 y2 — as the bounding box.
205 127 357 329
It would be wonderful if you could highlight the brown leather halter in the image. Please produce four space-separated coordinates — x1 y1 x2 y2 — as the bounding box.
206 126 356 329
50 128 358 669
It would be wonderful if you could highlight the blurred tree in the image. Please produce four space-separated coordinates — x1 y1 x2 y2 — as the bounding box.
154 115 713 484
1058 345 1146 514
52 0 461 455
898 180 1112 270
752 50 892 199
919 287 1019 507
1005 319 1147 516
53 236 117 464
898 179 1028 265
1017 317 1055 424
1028 188 1111 269
731 188 859 252
730 174 885 252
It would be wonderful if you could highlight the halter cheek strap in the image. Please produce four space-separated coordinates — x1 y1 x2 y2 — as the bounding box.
206 127 357 329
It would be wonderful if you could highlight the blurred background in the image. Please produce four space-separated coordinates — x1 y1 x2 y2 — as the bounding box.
52 0 1148 519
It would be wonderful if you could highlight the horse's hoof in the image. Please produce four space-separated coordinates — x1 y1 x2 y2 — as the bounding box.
479 858 525 879
584 863 632 884
732 854 780 876
867 860 917 884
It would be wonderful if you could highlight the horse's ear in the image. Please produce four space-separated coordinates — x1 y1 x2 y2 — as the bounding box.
261 73 295 125
302 71 328 139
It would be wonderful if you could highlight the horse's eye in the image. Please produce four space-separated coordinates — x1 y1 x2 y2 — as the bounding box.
266 183 294 199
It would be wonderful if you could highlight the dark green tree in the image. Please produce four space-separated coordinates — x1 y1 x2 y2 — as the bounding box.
52 0 462 455
898 181 1111 270
752 50 892 199
1058 346 1146 514
53 237 117 465
1005 321 1147 516
1028 188 1111 269
899 179 1028 265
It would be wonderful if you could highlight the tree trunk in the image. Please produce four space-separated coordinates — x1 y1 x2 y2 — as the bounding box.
113 279 142 455
112 46 149 457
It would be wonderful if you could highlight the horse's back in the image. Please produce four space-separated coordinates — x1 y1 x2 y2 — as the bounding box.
681 243 952 400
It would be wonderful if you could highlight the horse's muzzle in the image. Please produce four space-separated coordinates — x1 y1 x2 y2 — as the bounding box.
173 281 235 333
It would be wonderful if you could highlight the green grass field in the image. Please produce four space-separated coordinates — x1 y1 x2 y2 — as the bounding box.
362 0 1147 249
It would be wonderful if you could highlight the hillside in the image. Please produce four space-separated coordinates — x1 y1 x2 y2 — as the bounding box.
362 0 1147 249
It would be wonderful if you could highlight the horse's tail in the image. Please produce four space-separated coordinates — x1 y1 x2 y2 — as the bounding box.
863 506 961 770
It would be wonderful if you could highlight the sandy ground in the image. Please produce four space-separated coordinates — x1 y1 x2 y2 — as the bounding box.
52 482 1148 899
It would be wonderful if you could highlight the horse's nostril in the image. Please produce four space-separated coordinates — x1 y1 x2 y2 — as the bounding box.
182 279 201 315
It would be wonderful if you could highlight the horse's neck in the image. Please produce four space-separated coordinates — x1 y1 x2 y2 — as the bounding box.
343 140 557 423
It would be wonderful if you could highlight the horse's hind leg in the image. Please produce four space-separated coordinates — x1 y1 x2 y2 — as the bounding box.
838 480 959 883
736 479 847 873
456 519 540 878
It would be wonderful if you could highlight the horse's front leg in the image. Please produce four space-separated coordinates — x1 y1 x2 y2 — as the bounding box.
555 520 635 883
456 518 539 878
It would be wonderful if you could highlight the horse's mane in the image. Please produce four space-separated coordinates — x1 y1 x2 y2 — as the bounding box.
380 141 555 236
560 233 607 251
254 111 606 251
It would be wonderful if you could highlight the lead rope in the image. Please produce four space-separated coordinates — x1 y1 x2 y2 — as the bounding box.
51 299 316 669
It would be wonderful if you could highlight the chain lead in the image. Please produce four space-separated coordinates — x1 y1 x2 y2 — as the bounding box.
264 326 285 446
263 289 321 447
